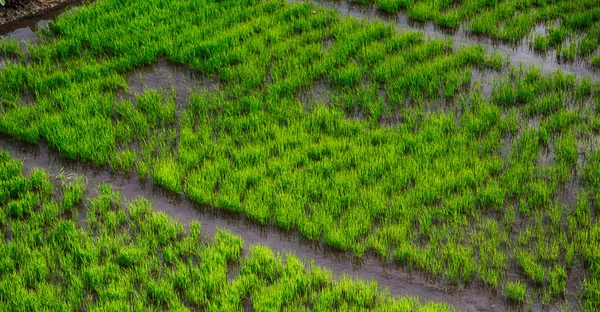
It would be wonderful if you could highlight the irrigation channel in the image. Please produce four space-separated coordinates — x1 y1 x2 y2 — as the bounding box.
0 0 82 41
0 1 590 311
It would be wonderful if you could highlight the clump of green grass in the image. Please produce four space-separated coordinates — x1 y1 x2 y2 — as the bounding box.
110 148 137 172
533 34 550 51
0 38 22 58
59 174 86 212
591 54 600 67
505 281 526 304
151 157 183 193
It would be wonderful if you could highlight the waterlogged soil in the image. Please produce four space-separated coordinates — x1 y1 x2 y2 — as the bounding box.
0 134 520 312
0 2 592 311
125 59 221 111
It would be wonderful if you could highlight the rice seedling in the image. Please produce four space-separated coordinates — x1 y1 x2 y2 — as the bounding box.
505 281 526 304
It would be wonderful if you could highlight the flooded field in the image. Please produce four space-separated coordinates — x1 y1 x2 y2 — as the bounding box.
1 0 600 310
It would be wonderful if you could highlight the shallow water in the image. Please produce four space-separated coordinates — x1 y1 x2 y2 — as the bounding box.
0 0 80 42
125 59 220 110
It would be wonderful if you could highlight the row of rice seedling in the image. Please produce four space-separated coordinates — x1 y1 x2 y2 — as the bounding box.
1 0 600 308
337 0 600 66
0 150 448 311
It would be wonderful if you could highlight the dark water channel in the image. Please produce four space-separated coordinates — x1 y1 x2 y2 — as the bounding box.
0 0 82 42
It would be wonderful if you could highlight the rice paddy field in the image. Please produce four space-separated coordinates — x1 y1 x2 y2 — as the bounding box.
0 150 450 311
1 0 600 310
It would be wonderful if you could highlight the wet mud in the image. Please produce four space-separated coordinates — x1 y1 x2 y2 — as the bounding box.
125 59 221 111
0 0 81 37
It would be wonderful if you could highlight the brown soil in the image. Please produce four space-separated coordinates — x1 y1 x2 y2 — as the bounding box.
0 0 79 29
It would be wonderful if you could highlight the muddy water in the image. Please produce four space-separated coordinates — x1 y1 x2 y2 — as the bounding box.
0 135 517 311
0 0 82 42
126 59 220 110
0 1 81 60
0 1 588 311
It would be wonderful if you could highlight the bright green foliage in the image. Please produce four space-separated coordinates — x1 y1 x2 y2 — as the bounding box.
0 151 447 311
505 281 526 304
1 0 600 308
0 38 22 58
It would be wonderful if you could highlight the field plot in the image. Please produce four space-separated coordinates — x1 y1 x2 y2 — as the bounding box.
1 0 600 310
303 0 600 79
333 0 600 67
0 151 450 311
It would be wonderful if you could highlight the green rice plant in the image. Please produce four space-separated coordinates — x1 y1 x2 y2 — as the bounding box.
110 149 138 172
547 28 567 47
29 168 54 198
518 251 545 285
577 35 598 56
436 10 461 29
0 38 22 58
2 150 449 310
555 131 578 168
557 42 577 62
151 157 183 193
351 0 374 5
60 176 86 212
584 278 600 311
533 34 550 51
591 54 600 67
6 191 37 218
548 265 567 298
470 12 497 36
375 0 403 13
407 2 435 22
505 281 526 304
1 0 600 308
